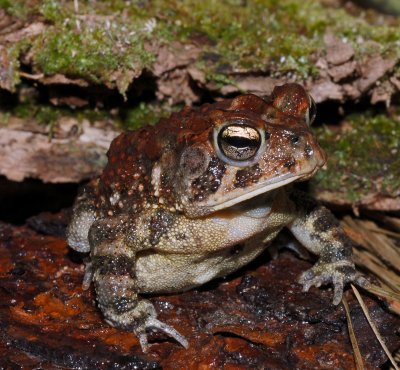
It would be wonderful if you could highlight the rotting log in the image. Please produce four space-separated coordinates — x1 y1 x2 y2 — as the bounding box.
0 213 399 369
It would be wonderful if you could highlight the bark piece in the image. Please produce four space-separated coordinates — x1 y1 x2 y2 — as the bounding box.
153 42 202 105
317 191 400 212
2 22 45 43
310 78 344 102
221 76 281 96
156 67 200 105
356 55 398 93
324 33 355 66
0 118 119 183
152 42 202 77
328 61 357 82
371 80 395 106
41 74 89 88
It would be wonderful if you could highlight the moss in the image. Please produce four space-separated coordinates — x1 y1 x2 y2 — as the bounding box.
32 26 154 95
126 0 400 79
11 102 65 123
0 99 178 132
0 111 11 125
30 0 156 95
3 0 400 92
122 102 181 130
0 0 32 19
203 69 240 89
39 0 68 21
133 0 325 78
1 40 31 92
311 112 400 202
1 101 109 129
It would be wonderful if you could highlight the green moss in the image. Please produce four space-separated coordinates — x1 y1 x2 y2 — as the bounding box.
133 0 325 78
11 102 64 123
204 69 239 89
30 1 156 95
125 0 400 79
39 0 68 21
311 113 400 202
0 0 32 19
122 102 181 130
3 0 400 93
0 39 31 92
32 24 154 94
3 45 21 91
1 100 111 129
0 112 11 125
362 0 400 15
0 99 177 132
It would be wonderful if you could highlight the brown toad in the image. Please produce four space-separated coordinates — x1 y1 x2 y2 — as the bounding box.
67 83 363 351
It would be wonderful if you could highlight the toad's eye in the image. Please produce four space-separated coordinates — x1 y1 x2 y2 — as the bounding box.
307 95 317 126
217 124 261 161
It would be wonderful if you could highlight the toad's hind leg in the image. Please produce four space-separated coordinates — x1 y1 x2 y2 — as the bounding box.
89 217 188 352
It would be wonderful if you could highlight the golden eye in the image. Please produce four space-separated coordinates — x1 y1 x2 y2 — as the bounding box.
307 95 317 126
217 124 261 161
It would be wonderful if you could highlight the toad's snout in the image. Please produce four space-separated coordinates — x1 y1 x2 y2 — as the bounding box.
287 130 326 175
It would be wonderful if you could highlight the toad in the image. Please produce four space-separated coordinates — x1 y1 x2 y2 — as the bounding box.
67 83 364 351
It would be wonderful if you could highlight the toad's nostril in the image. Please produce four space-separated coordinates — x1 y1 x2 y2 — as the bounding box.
304 144 314 157
291 135 300 144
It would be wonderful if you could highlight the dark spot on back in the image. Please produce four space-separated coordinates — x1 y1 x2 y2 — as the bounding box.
149 209 174 246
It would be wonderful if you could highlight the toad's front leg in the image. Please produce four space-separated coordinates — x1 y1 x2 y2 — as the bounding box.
88 218 188 352
287 191 367 304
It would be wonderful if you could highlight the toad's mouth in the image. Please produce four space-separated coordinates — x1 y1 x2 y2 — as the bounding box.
186 164 321 218
209 173 304 213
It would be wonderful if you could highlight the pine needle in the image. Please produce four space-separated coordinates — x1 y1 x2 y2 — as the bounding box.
362 283 400 303
351 284 399 370
342 296 364 370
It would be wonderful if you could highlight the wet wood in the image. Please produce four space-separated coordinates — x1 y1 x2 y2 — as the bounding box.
0 213 399 369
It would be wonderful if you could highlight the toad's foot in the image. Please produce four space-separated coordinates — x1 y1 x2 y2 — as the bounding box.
107 300 189 353
298 261 368 305
82 260 93 290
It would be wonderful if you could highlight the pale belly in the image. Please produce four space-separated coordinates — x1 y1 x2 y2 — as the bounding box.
135 190 293 293
135 228 281 294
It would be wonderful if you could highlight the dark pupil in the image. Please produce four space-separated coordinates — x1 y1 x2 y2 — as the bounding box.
308 97 316 124
218 125 261 161
225 135 257 148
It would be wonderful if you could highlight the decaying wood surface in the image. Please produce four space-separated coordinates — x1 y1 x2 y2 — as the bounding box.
1 212 399 369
